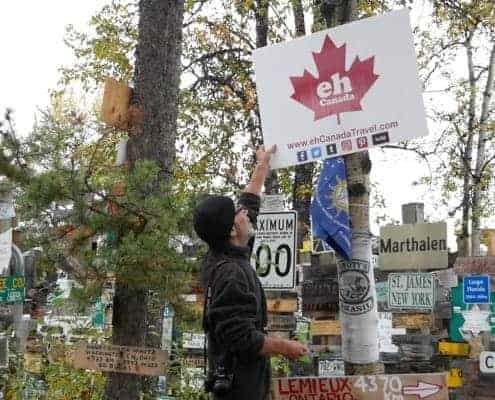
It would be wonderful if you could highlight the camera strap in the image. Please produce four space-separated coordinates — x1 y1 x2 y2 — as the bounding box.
202 260 229 378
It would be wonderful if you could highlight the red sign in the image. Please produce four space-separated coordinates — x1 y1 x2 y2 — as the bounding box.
272 373 448 400
290 36 378 122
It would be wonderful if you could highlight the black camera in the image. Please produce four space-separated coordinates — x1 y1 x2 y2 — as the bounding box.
205 365 233 396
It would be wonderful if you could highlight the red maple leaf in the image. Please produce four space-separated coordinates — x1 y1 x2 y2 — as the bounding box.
290 35 379 123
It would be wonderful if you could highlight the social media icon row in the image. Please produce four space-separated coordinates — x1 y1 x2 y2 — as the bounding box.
296 132 390 162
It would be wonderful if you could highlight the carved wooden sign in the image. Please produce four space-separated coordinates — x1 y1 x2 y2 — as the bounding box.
267 298 298 313
393 314 432 329
268 314 297 331
311 320 341 336
100 77 132 129
302 278 339 313
272 373 448 400
72 342 167 376
454 256 495 276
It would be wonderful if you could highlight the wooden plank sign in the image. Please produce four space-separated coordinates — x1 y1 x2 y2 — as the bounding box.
454 256 495 275
302 278 339 313
100 77 132 128
272 373 448 400
267 298 298 313
393 314 432 329
72 342 167 376
311 320 341 336
268 314 297 331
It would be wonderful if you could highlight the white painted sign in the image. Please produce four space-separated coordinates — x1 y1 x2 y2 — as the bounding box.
0 229 12 274
0 203 14 220
388 273 435 310
461 305 491 337
251 211 297 289
253 9 427 169
431 269 458 288
318 359 345 377
379 222 448 270
182 333 205 350
480 351 495 374
377 312 404 353
260 195 285 212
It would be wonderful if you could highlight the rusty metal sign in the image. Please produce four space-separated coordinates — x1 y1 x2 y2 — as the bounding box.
272 373 448 400
72 342 167 376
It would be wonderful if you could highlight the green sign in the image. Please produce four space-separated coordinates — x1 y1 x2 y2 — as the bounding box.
0 275 25 304
91 299 105 329
450 282 495 342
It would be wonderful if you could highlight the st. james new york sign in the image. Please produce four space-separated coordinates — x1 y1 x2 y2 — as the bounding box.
379 222 447 271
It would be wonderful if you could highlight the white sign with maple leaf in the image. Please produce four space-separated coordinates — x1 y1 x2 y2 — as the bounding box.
253 9 428 169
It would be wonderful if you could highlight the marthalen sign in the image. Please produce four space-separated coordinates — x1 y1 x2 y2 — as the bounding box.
253 9 427 169
379 222 448 270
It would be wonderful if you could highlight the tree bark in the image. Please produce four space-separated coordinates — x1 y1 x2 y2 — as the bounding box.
471 42 495 256
318 0 381 374
104 1 185 399
291 0 315 252
458 31 476 257
254 0 279 195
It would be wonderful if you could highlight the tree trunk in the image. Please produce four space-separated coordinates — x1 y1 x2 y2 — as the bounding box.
471 42 495 256
458 31 476 257
291 0 314 252
254 0 279 195
318 0 381 374
104 1 185 399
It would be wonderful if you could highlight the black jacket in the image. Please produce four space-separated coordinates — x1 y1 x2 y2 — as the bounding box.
201 193 270 400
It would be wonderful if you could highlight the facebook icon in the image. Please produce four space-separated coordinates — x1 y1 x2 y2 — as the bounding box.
297 151 308 162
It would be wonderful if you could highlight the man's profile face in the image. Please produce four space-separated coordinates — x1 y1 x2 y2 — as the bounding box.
233 207 255 245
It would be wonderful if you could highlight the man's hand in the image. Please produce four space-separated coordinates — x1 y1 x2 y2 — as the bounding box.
282 339 309 360
256 145 277 167
244 145 277 195
260 336 309 360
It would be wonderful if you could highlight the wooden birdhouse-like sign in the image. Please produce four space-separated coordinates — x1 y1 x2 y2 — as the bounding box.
101 77 133 129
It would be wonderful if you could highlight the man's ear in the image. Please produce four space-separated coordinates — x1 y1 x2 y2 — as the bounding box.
230 224 237 238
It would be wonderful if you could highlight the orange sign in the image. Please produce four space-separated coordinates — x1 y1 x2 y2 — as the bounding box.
272 373 448 400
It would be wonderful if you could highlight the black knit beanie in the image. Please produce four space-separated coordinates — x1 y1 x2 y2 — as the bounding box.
193 195 235 248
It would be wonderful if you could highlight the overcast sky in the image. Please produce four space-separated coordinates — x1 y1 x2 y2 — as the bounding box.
0 1 475 251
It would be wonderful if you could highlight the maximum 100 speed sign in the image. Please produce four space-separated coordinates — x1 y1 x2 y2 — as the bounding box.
251 211 297 290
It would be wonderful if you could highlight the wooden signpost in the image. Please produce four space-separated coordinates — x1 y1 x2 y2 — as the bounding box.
272 373 448 400
72 342 168 376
